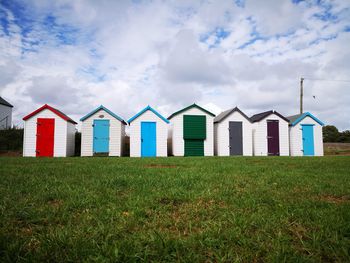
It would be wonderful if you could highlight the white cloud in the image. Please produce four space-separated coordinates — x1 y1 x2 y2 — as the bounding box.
0 0 349 130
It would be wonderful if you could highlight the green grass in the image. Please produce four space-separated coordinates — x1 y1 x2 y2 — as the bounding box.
0 156 350 262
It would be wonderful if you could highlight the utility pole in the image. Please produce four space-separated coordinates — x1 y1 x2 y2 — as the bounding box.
300 77 304 114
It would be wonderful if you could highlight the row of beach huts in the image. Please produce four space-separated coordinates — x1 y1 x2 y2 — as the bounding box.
22 103 324 157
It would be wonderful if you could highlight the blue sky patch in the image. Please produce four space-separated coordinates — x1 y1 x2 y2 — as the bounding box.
200 27 231 48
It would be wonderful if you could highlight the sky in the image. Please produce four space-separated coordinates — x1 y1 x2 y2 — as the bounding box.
1 0 350 130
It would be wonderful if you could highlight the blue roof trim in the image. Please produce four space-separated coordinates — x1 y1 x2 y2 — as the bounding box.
80 105 126 124
127 105 170 124
291 112 325 126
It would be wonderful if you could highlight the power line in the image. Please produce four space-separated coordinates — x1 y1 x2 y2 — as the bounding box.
303 77 350 83
299 76 349 114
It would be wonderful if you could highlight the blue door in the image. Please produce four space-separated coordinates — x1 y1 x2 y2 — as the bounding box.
93 120 110 153
141 122 156 157
302 124 315 156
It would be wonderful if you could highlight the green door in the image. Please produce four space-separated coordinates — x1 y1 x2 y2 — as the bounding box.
184 139 204 156
183 115 206 156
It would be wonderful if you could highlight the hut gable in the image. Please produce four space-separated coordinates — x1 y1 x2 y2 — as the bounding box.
22 104 76 157
128 106 168 157
251 110 289 156
214 107 253 156
168 103 214 157
80 105 126 157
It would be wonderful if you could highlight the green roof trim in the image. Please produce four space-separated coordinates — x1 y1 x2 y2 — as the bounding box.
168 103 215 120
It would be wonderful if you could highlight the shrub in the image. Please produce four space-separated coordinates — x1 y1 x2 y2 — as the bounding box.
0 127 23 152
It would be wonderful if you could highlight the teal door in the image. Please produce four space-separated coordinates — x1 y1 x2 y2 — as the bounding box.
93 120 110 153
302 124 314 156
141 122 156 157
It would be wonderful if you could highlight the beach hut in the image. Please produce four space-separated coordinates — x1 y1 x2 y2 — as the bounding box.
287 112 324 156
214 107 253 156
23 104 77 157
80 105 126 156
168 104 215 156
128 105 169 157
251 110 289 156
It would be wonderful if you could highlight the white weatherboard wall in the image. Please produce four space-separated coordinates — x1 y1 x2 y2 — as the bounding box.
129 110 168 157
81 109 125 156
252 114 289 156
0 104 12 129
289 116 323 156
170 107 214 156
23 109 74 157
214 111 253 156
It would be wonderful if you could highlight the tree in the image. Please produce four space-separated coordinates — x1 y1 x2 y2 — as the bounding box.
323 125 340 142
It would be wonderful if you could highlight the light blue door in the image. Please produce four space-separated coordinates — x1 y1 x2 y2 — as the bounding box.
141 122 156 157
302 124 315 156
93 120 110 153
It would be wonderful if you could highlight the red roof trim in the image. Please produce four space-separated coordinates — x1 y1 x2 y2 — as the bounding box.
23 104 77 124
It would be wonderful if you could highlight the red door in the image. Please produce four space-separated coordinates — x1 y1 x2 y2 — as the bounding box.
36 118 55 157
267 120 279 156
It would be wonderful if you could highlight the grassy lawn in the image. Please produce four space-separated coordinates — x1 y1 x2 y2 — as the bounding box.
0 156 350 262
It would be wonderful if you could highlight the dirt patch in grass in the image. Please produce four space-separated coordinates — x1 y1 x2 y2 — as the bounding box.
158 197 185 206
0 151 22 157
20 226 33 236
288 221 313 256
318 195 350 204
25 238 41 252
148 198 227 237
48 199 63 208
144 164 178 168
289 221 308 241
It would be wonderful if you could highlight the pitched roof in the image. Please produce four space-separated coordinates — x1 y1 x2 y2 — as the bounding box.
214 107 251 123
23 104 77 124
80 105 126 124
127 105 169 124
250 110 289 123
168 103 215 120
286 112 324 126
0 97 13 107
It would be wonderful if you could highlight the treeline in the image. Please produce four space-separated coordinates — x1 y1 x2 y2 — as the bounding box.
0 127 23 152
323 125 350 143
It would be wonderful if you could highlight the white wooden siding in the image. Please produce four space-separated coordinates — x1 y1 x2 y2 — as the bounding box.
170 107 214 156
214 111 253 156
252 114 289 156
289 116 324 156
129 110 168 157
80 109 125 156
0 104 12 129
23 109 69 157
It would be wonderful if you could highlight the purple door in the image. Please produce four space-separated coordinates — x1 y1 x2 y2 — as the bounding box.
267 120 279 156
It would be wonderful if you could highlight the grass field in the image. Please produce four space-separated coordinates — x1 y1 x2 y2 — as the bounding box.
0 156 350 262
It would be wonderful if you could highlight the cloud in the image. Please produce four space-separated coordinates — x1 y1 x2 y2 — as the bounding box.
160 30 233 85
0 0 349 130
